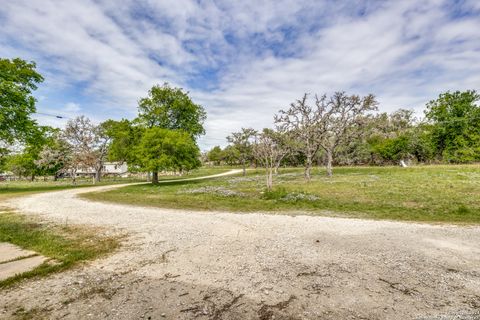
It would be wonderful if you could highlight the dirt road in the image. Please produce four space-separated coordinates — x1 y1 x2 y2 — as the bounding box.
2 172 480 319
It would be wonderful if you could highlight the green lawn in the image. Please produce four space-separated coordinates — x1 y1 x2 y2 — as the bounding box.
145 167 233 181
82 165 480 223
0 178 135 202
0 167 229 201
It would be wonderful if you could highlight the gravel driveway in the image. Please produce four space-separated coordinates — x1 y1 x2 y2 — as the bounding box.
2 171 480 319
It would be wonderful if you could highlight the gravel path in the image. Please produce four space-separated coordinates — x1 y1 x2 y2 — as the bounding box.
1 170 480 319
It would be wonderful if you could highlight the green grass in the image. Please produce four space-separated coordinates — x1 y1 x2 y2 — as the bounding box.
0 178 136 201
148 167 232 181
0 210 120 287
0 167 229 201
82 165 480 223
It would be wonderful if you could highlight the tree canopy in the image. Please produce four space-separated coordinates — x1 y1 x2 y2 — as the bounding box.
425 90 480 162
0 58 44 145
137 83 206 139
103 119 143 166
207 146 224 165
136 127 200 183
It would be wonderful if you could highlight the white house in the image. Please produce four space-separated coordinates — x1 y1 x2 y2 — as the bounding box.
76 162 129 177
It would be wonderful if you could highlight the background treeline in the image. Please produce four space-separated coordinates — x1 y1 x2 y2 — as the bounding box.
207 91 480 168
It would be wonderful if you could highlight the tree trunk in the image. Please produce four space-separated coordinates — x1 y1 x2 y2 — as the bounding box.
326 149 333 177
242 159 246 176
54 174 58 181
95 168 102 183
266 168 273 190
304 156 312 181
274 156 284 175
31 174 35 182
152 171 159 184
268 168 273 190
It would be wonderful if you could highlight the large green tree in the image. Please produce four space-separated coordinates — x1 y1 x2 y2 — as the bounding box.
137 83 206 138
425 90 480 162
0 58 44 145
136 128 200 183
134 83 206 182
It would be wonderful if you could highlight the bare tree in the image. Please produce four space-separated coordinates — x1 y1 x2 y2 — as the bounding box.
63 116 110 183
275 94 327 181
227 128 257 176
276 92 377 180
35 137 71 181
319 92 378 176
272 127 296 175
253 128 290 190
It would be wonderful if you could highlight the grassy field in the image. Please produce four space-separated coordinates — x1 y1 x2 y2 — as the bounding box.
0 178 136 202
145 167 233 181
0 210 120 287
82 165 480 223
0 167 229 201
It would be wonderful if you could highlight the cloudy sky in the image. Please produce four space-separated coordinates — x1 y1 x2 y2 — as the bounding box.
1 0 479 149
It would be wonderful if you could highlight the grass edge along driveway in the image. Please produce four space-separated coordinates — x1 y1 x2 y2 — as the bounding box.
82 165 480 224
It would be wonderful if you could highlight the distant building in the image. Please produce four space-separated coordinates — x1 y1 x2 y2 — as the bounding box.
0 171 13 181
76 162 129 177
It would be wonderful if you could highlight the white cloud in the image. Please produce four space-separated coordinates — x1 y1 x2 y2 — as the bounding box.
1 0 479 150
64 102 81 113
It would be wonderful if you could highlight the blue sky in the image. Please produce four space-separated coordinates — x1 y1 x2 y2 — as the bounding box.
1 0 479 149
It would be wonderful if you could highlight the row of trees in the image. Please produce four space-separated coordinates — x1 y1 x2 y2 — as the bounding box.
207 90 480 189
1 58 206 183
3 57 479 188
